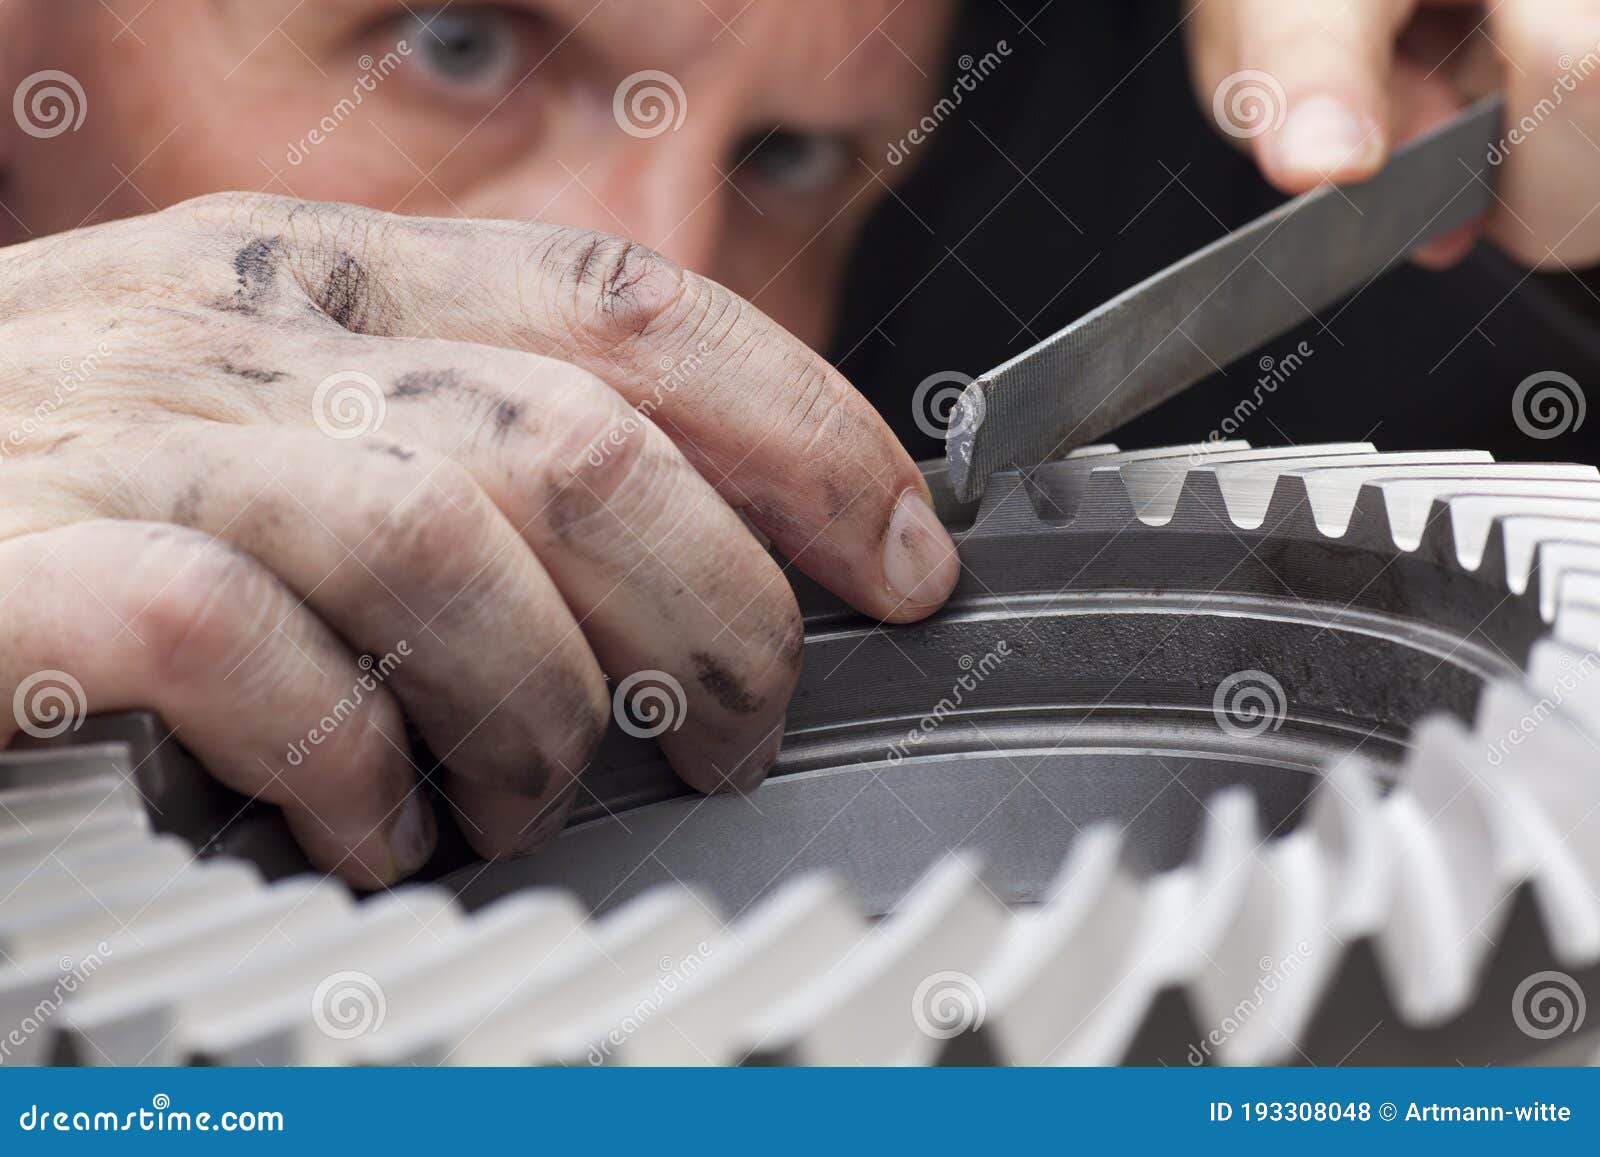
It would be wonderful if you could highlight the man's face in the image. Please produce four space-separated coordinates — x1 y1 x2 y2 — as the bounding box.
3 0 954 346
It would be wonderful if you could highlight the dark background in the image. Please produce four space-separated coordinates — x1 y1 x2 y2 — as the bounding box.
834 0 1600 466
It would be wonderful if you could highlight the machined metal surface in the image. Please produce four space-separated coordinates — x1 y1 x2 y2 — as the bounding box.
946 96 1504 500
5 439 1600 1066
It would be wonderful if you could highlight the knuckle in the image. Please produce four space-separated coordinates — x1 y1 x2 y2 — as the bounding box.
123 526 274 681
165 191 296 225
536 381 676 546
169 192 397 334
351 454 494 593
541 228 687 348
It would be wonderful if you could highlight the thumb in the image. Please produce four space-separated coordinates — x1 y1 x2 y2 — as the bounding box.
1214 0 1412 193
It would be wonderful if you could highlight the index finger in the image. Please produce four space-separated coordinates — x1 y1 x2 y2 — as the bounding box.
182 194 961 624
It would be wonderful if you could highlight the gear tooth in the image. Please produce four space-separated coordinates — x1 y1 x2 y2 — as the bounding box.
1552 555 1600 611
1116 985 1210 1065
1191 836 1331 1065
1340 482 1403 553
27 434 1600 1066
1475 678 1600 906
963 470 1046 537
1069 465 1141 529
1526 639 1600 727
1414 497 1463 568
1306 756 1391 934
1552 602 1600 652
1472 518 1514 594
970 825 1151 1064
1258 472 1327 541
1539 545 1600 625
1296 935 1404 1063
1163 467 1237 530
1371 790 1479 1024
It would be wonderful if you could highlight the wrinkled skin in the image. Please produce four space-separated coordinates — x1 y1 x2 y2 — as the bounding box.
2 0 1592 885
0 1 961 884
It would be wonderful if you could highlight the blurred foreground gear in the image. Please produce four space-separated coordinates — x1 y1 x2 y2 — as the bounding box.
5 440 1600 1066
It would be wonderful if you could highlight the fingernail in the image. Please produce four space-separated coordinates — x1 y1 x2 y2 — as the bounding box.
883 490 960 611
389 793 436 875
1275 96 1382 178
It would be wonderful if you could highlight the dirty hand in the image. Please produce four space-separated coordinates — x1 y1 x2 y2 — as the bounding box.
0 193 960 885
1186 0 1600 268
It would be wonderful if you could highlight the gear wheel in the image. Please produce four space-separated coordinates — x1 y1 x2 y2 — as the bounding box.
4 441 1599 1067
